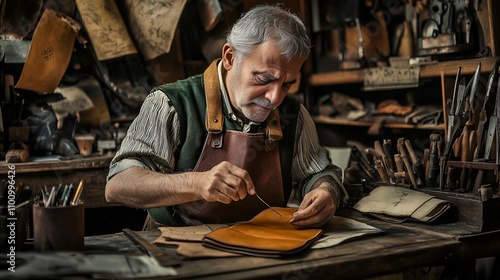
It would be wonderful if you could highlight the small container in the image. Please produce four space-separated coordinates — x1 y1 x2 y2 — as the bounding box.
75 135 95 155
33 201 84 251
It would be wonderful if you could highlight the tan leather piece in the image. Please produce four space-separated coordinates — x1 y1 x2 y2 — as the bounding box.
203 208 323 257
15 9 76 93
204 59 223 133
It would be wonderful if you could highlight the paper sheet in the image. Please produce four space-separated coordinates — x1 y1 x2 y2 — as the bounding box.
75 0 138 61
311 215 383 249
121 0 188 61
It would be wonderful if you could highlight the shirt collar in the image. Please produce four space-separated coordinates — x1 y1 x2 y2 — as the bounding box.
217 61 263 132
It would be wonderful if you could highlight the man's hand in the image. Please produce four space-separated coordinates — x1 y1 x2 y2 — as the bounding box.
194 161 256 204
290 183 338 229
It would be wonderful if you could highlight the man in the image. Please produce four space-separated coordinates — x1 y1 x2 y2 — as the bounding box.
105 4 347 228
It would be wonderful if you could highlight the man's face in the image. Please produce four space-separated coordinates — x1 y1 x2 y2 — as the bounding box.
222 40 303 123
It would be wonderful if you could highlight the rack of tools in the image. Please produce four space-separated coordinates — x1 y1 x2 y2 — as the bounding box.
346 59 500 232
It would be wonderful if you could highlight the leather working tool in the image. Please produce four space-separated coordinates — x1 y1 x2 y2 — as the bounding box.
394 154 407 184
405 139 425 187
446 67 461 145
397 138 418 188
351 146 378 182
375 159 390 183
474 76 500 193
474 60 499 161
453 73 476 190
423 148 430 182
440 76 468 190
374 140 392 183
255 193 282 217
461 63 481 191
382 140 396 183
123 229 181 267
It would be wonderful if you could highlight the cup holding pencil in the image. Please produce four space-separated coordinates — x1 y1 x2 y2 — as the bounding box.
33 180 85 252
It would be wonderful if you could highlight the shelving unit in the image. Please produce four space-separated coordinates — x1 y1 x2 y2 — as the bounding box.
309 57 498 86
312 115 445 131
307 57 498 136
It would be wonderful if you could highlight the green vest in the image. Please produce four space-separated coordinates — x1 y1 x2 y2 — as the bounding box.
148 73 300 226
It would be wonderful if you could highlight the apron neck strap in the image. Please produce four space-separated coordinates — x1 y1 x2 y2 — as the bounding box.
204 59 224 133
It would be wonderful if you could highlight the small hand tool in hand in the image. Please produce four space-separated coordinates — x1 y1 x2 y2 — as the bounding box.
255 193 282 217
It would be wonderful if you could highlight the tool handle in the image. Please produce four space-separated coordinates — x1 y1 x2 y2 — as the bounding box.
375 159 389 183
423 148 430 182
427 134 441 188
383 139 396 171
398 143 417 188
404 139 420 165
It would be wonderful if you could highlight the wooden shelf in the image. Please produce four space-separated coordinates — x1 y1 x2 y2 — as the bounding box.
313 115 445 130
309 57 499 86
0 154 113 174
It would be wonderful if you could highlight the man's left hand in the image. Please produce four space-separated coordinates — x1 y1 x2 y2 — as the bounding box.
289 183 338 229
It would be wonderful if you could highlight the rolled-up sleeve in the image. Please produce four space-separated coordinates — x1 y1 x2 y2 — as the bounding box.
292 105 349 204
107 90 180 181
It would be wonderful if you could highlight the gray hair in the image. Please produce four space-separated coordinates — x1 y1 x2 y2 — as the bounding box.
226 4 311 63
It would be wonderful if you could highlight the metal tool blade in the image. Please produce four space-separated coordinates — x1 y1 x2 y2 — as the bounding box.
496 76 500 164
454 78 467 116
484 116 497 160
123 229 181 267
255 193 282 217
469 63 481 106
450 66 462 115
481 59 500 111
447 67 462 143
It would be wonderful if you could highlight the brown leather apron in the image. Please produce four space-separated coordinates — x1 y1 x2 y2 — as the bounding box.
176 60 285 225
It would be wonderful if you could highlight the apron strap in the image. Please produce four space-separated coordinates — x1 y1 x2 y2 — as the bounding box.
203 59 224 133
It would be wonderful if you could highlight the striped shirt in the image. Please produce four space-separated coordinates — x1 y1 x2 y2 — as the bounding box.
108 63 347 204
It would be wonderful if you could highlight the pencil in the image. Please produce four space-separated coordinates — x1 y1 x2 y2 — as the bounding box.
72 180 84 205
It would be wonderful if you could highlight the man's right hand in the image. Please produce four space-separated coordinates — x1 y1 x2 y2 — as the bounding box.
194 161 256 204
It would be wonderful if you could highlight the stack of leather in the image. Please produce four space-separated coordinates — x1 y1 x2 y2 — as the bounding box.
202 208 323 258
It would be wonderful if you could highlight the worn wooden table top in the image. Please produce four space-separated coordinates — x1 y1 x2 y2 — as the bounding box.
79 208 500 280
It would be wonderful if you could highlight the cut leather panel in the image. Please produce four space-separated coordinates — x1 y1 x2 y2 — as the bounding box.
15 9 76 93
203 208 323 257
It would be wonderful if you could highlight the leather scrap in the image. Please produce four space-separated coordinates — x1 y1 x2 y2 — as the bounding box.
377 100 413 116
15 9 76 93
202 208 322 258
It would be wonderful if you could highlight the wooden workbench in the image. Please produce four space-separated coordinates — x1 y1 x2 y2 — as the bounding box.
13 208 500 280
